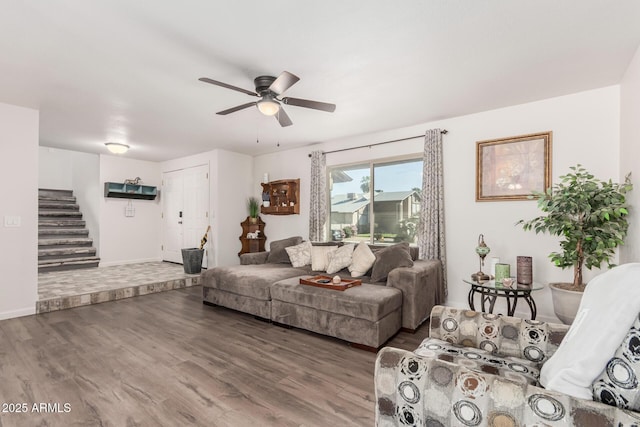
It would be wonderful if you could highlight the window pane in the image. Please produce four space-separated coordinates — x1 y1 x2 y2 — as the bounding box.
372 159 423 245
329 164 370 243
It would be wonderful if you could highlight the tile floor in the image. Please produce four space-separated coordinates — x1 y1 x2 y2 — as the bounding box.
37 262 202 314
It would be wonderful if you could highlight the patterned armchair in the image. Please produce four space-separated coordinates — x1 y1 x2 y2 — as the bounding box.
374 306 640 426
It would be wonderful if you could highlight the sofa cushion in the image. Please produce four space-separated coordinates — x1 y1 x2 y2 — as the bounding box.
592 313 640 410
311 245 338 271
371 242 414 282
267 236 303 264
349 241 376 278
326 243 355 274
285 241 312 268
415 338 541 386
270 277 402 322
202 264 308 300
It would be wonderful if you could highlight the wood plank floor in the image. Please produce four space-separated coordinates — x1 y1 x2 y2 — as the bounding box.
0 286 430 427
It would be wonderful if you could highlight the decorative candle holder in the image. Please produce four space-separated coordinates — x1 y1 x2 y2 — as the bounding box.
517 256 533 285
494 263 510 285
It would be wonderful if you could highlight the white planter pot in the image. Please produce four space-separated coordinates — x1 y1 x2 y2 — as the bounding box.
549 282 583 324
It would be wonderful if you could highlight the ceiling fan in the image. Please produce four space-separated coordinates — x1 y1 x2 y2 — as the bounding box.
198 71 336 127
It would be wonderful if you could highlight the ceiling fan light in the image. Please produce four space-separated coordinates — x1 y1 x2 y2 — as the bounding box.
257 99 280 116
105 142 130 154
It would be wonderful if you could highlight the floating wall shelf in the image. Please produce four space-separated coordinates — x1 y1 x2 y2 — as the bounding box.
104 182 158 200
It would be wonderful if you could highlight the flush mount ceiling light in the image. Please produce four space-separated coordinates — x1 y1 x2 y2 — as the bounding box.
105 142 129 154
256 95 280 116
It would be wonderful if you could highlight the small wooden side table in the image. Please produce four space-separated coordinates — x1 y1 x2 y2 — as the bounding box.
463 279 544 320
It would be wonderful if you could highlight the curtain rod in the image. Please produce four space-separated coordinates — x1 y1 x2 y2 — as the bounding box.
308 129 447 157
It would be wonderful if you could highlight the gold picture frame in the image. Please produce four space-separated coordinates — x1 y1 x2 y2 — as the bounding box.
476 131 552 201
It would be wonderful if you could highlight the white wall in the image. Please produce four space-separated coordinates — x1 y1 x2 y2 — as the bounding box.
99 155 162 265
0 102 39 320
39 147 101 253
162 149 253 268
620 44 640 264
253 86 621 322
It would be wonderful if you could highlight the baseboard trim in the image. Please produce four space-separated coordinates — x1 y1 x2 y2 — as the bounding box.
0 306 36 321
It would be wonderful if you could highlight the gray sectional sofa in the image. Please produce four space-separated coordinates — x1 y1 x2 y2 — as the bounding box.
201 238 444 349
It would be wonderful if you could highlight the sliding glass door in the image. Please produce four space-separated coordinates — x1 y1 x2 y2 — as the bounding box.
328 156 422 245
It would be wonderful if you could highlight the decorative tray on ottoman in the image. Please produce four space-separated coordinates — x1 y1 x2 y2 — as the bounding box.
299 275 362 291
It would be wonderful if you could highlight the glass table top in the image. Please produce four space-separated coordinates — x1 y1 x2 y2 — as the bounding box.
463 279 544 291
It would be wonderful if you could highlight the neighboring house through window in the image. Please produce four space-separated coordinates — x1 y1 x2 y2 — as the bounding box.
328 156 423 245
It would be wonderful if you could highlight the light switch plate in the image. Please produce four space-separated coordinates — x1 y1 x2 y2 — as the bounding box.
4 215 21 227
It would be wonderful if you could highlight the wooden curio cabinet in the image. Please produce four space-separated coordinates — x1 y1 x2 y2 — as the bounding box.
260 179 300 215
238 216 266 256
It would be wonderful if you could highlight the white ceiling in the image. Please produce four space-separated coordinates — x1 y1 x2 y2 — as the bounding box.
1 1 640 162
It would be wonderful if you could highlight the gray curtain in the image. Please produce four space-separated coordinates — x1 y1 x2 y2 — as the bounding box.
418 129 447 298
309 150 327 242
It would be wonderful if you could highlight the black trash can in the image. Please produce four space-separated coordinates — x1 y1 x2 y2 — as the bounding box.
181 248 204 274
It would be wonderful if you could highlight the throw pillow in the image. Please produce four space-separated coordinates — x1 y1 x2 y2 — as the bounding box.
592 314 640 410
284 241 312 268
311 246 338 271
349 241 376 277
540 263 640 400
370 242 414 283
266 236 303 264
326 244 355 274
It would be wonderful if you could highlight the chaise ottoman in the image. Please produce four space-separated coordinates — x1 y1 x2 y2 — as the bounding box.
270 276 403 350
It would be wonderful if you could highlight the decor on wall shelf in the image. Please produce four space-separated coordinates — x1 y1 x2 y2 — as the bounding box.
247 197 260 223
261 179 300 215
476 131 552 201
239 216 266 256
104 182 157 200
471 234 491 282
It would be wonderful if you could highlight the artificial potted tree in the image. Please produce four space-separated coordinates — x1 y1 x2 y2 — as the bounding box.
247 196 260 224
518 165 632 323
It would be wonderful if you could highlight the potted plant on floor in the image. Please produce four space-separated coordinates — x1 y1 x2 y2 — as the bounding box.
518 165 632 323
247 196 260 224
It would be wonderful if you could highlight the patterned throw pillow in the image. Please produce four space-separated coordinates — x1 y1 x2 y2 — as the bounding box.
284 241 312 268
592 314 640 410
311 246 338 271
326 244 355 274
349 241 376 277
266 236 303 263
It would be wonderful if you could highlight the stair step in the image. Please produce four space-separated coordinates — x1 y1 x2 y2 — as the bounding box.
38 257 100 273
39 210 83 218
39 229 88 237
38 201 80 210
38 256 100 266
38 196 77 204
38 237 93 247
39 219 86 228
39 247 97 258
38 188 74 198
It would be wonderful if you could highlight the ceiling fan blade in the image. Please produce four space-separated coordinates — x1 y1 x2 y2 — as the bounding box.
269 71 300 95
216 102 257 115
275 107 293 127
199 77 258 97
282 97 336 113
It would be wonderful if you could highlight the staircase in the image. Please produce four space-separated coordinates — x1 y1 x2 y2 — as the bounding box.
38 189 100 273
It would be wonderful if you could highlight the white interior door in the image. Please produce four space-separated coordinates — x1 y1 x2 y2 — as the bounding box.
162 165 210 265
162 170 185 263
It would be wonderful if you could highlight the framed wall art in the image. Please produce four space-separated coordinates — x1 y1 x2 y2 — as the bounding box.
476 131 552 201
